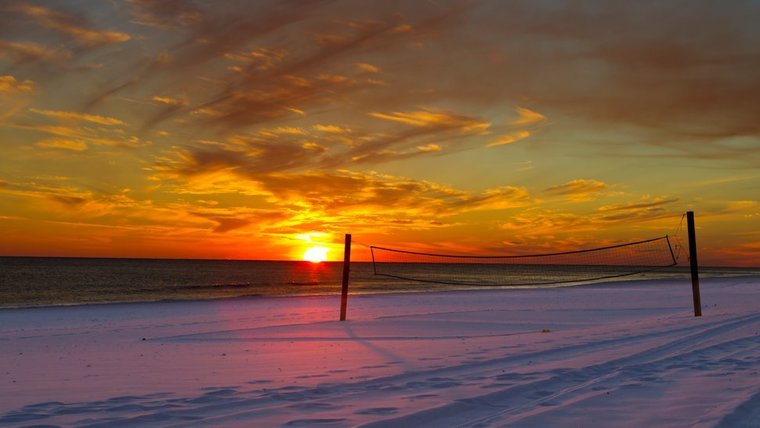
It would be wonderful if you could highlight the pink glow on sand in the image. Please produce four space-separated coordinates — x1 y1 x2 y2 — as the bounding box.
1 276 759 426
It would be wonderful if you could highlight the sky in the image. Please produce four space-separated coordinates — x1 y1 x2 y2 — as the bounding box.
0 0 758 266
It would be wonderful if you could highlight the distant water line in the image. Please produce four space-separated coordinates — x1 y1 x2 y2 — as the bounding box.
1 257 758 309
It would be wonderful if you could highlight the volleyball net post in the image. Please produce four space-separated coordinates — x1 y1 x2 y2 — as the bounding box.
686 211 702 317
340 233 352 321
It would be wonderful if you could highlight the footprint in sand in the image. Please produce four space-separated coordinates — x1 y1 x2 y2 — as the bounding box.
287 402 344 412
284 418 347 426
481 382 514 389
355 407 399 415
530 390 555 398
427 377 462 389
406 393 439 401
295 374 329 379
246 379 273 385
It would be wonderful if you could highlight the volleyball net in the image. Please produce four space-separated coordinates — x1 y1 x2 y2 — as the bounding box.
370 236 677 287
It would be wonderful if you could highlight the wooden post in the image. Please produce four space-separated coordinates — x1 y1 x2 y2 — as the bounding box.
686 211 702 317
340 234 352 321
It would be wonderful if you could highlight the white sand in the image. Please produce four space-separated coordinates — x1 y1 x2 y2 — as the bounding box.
1 277 759 427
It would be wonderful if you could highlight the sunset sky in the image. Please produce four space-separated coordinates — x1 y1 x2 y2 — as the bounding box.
1 1 758 266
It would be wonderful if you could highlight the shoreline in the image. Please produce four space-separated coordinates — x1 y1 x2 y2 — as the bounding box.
3 273 758 311
3 255 759 271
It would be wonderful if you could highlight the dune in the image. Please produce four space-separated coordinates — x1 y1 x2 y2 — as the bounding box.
1 276 759 427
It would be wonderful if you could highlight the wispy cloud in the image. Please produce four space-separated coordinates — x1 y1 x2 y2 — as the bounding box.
9 119 146 151
0 39 71 63
87 1 472 133
511 107 546 126
598 196 679 213
487 130 531 147
127 0 204 30
154 105 504 175
473 186 533 210
15 4 130 46
255 170 532 219
151 96 186 107
349 142 447 163
545 179 609 201
188 206 290 233
370 108 490 133
313 124 352 135
151 153 536 232
597 196 679 222
0 178 136 216
36 138 88 152
501 209 595 235
355 63 381 73
29 109 125 126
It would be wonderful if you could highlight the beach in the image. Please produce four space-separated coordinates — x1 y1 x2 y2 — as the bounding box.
1 276 759 427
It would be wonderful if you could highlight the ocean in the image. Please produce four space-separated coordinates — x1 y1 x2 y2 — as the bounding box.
1 257 758 308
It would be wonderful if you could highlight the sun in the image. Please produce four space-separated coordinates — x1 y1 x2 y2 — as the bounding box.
303 246 329 263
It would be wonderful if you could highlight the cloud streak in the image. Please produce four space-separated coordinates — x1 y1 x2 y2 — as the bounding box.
370 108 490 133
29 109 125 126
15 4 130 46
0 39 71 63
545 179 609 201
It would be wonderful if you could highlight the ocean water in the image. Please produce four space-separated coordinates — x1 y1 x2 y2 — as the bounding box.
0 257 758 308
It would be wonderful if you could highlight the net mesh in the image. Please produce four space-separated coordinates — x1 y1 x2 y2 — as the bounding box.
370 236 677 287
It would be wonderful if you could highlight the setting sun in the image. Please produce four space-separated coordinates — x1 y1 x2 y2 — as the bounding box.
303 246 329 263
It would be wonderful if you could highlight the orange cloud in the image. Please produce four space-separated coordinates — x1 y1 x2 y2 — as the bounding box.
474 186 533 210
350 146 445 163
416 143 441 152
317 74 357 85
301 142 327 153
127 0 204 29
16 4 130 45
154 157 535 234
10 120 145 150
370 108 490 134
154 110 501 177
597 196 679 222
598 196 679 213
0 75 35 121
355 63 381 73
545 179 609 201
188 206 290 233
313 124 352 134
0 179 136 217
151 96 187 106
0 76 34 93
29 109 125 126
501 209 594 232
225 48 286 71
721 200 758 213
487 130 531 147
257 127 308 136
511 107 546 126
36 138 88 152
0 39 71 63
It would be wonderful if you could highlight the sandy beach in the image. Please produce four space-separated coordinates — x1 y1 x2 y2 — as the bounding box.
1 276 759 427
